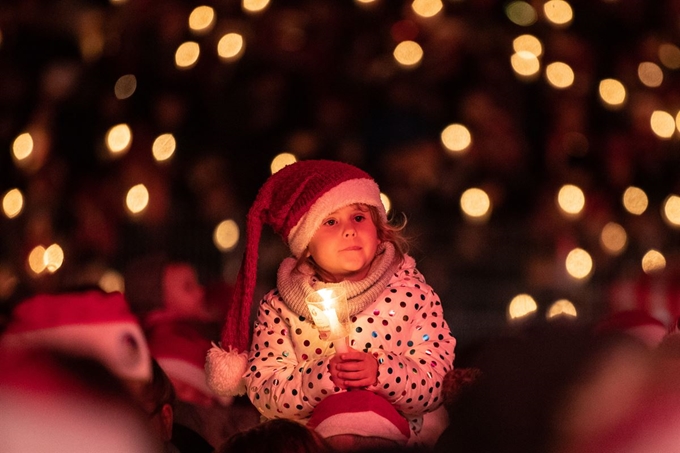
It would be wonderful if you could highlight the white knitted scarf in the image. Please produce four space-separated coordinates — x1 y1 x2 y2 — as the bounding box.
276 242 401 320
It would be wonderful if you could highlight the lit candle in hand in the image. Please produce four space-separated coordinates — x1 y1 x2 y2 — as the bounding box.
306 288 350 353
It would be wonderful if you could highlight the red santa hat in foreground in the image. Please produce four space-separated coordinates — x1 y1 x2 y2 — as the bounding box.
0 290 152 382
205 159 386 396
307 390 411 444
0 347 161 453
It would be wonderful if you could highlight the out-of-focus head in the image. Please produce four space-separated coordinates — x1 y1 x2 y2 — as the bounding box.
162 262 206 317
0 347 163 453
0 289 152 383
129 359 176 444
124 254 208 319
217 418 331 453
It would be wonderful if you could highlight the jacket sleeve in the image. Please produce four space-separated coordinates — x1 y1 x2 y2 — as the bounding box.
244 292 340 420
367 282 456 417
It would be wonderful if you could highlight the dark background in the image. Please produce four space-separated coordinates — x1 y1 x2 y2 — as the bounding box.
2 0 680 350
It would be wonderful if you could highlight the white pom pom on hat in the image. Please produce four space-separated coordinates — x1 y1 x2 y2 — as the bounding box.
205 159 386 397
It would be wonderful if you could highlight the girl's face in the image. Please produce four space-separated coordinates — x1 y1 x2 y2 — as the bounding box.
307 204 380 283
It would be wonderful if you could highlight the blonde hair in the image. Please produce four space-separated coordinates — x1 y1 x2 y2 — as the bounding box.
295 204 408 278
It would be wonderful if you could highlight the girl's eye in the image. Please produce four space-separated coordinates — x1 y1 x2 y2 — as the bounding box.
324 219 337 226
354 215 365 222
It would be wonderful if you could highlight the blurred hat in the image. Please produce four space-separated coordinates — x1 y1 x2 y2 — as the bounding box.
0 290 151 382
307 390 410 444
146 321 228 407
0 347 162 453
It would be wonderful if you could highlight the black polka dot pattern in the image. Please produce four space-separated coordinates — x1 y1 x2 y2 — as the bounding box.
243 255 456 435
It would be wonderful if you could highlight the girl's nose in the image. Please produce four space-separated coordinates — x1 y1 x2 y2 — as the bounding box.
344 226 356 237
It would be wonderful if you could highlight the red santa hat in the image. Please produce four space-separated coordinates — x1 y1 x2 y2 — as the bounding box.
146 320 229 407
0 290 152 382
307 390 411 444
205 159 385 396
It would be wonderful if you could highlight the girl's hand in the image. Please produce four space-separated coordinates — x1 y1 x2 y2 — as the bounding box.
329 349 378 389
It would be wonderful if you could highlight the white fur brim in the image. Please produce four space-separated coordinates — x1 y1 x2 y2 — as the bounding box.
287 178 385 257
313 410 410 444
0 323 152 383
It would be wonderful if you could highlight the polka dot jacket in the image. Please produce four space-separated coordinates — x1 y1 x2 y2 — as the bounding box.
244 255 456 436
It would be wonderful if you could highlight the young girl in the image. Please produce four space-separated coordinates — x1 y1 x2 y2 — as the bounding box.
206 159 456 447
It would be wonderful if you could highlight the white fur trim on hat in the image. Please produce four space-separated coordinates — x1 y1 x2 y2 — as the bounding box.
312 410 410 443
287 178 385 257
1 323 151 383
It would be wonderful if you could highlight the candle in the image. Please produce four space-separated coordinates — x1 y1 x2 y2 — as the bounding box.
306 288 350 353
322 305 343 338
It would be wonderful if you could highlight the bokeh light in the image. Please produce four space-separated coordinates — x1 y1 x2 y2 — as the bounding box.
2 188 24 219
642 249 666 274
217 33 245 61
556 184 585 217
441 123 472 154
105 123 132 156
513 34 542 57
175 41 200 69
565 247 593 280
659 43 680 70
270 153 297 174
622 186 648 215
189 6 215 34
600 222 627 256
507 293 538 321
651 110 676 139
460 188 491 222
546 299 577 319
543 0 574 27
411 0 443 18
99 269 125 293
380 193 392 214
393 41 424 67
11 132 33 162
27 245 46 275
242 0 270 13
44 243 64 273
214 219 240 252
114 74 137 100
662 194 680 228
152 133 176 162
598 78 626 109
638 62 663 88
505 2 537 26
545 62 574 89
511 51 540 80
126 184 149 215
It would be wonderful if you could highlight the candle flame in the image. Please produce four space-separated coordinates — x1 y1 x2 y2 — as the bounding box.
317 288 335 309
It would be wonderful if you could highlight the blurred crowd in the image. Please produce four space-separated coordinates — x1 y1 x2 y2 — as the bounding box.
4 283 680 452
